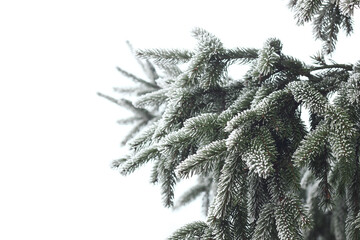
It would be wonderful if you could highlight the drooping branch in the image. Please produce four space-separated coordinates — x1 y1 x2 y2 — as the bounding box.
97 92 154 120
309 63 353 72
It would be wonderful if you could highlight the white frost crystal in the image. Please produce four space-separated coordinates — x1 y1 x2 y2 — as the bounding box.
243 149 274 179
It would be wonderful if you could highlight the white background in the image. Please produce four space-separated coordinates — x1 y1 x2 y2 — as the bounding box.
0 1 359 239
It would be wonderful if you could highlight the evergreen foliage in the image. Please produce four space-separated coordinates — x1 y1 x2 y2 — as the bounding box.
100 1 360 239
289 0 359 53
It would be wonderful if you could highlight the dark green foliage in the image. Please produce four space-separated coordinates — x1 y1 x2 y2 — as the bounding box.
168 221 211 240
289 0 359 54
100 2 360 239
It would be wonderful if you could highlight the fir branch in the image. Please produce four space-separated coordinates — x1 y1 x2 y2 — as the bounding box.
135 88 168 108
257 39 281 76
292 122 328 167
210 212 232 240
183 113 221 141
310 51 326 66
116 66 160 89
184 52 223 89
120 145 159 175
200 57 227 90
314 2 342 54
161 170 177 207
344 135 360 239
150 158 160 184
294 0 323 24
275 197 310 240
192 27 223 51
160 129 192 149
143 59 160 82
309 63 353 71
97 92 154 120
318 166 333 211
157 63 183 77
116 116 142 125
221 47 259 63
287 81 328 115
107 27 360 239
136 49 194 65
168 221 210 240
159 129 193 163
209 154 244 223
251 203 277 240
113 88 155 96
226 125 252 152
248 174 269 223
289 0 357 54
218 89 256 124
305 142 333 211
129 122 157 151
113 87 143 94
158 156 178 207
312 69 350 94
153 88 196 139
126 41 159 83
341 14 354 36
340 0 360 15
228 198 250 240
326 105 357 164
225 89 291 132
250 85 277 107
176 139 227 178
111 157 128 169
243 128 277 179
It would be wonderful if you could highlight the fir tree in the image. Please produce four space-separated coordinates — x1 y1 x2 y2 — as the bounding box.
99 1 360 239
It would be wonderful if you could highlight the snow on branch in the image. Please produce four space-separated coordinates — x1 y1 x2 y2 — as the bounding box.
176 139 227 178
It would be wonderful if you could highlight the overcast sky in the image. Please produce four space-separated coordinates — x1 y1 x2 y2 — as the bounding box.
0 1 359 239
